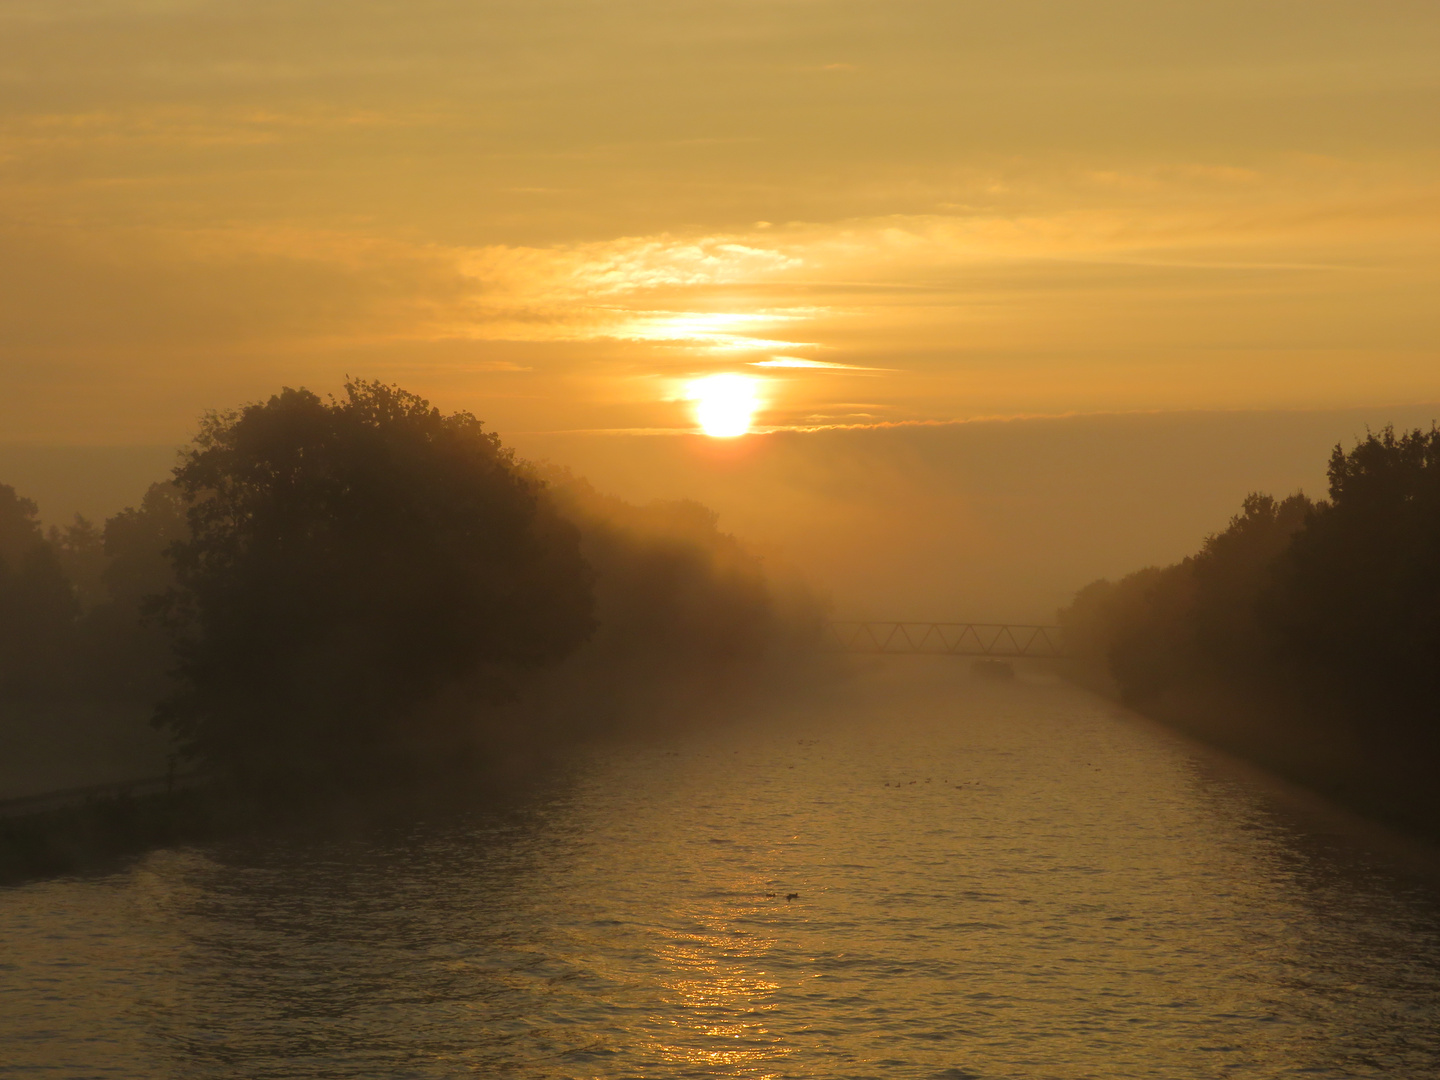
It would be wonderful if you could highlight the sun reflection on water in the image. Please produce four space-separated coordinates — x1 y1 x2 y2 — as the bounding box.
644 891 787 1073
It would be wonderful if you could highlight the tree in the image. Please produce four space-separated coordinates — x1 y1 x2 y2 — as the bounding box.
1189 492 1312 675
0 483 43 568
0 542 77 697
156 380 595 795
48 515 107 611
0 483 78 697
1061 492 1312 703
72 482 190 705
1266 426 1440 731
101 482 189 609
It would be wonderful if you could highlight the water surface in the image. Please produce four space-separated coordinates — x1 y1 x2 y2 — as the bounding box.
4 664 1440 1078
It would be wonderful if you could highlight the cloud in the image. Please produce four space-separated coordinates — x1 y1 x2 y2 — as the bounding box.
752 357 891 372
7 177 1439 443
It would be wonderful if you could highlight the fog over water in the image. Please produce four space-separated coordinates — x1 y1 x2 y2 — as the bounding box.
5 664 1440 1078
514 407 1440 622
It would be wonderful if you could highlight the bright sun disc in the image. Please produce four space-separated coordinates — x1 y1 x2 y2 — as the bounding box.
688 374 760 437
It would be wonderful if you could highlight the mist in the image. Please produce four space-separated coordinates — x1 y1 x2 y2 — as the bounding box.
7 397 1440 832
9 403 1440 631
514 404 1440 623
0 385 831 822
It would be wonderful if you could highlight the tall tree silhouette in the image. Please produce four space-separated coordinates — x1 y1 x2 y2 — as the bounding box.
1266 426 1440 730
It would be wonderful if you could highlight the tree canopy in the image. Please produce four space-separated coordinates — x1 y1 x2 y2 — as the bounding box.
1269 426 1440 714
157 380 595 794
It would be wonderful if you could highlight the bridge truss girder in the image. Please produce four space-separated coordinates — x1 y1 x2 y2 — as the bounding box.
825 621 1065 658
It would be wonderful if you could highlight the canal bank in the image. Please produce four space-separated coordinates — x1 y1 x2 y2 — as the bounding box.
1061 656 1440 849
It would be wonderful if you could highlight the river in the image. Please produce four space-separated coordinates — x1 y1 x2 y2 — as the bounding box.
4 663 1440 1078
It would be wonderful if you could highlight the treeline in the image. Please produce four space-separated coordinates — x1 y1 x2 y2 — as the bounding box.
0 480 181 710
1061 426 1440 836
1 380 827 811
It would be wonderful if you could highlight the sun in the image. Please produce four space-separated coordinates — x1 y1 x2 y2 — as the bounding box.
688 373 760 437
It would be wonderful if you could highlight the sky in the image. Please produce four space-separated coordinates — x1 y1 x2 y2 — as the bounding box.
4 2 1440 619
9 402 1440 623
3 0 1439 444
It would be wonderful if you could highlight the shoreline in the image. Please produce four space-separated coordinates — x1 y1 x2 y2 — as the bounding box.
1059 665 1440 872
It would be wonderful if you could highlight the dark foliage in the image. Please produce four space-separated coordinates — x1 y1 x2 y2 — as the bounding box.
155 380 596 795
524 471 829 734
76 482 189 704
1061 426 1440 834
0 484 78 696
47 515 106 611
2 381 830 872
0 483 43 567
1 479 184 704
1267 427 1440 731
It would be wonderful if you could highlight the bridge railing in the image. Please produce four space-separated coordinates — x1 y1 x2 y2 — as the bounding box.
825 621 1065 658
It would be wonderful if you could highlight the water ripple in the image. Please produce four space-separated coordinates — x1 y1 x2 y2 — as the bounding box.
4 666 1440 1078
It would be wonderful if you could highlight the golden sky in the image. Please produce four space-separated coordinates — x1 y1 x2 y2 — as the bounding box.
3 1 1438 443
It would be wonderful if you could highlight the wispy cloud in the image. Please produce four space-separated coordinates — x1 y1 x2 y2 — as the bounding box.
753 357 892 372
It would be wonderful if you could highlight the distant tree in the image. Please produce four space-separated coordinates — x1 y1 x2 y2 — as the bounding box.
573 493 779 667
1189 492 1312 675
498 467 828 737
101 482 189 608
73 483 190 705
48 516 107 611
0 483 43 568
1104 563 1197 703
156 380 595 795
0 484 76 697
1061 491 1311 702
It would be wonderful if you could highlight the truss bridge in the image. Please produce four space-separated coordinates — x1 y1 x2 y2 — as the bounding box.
826 621 1065 658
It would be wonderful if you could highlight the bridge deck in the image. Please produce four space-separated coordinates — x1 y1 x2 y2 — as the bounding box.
826 621 1065 658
